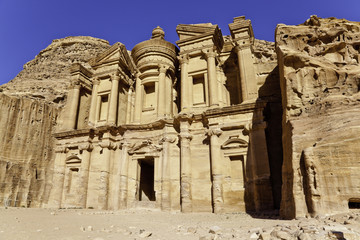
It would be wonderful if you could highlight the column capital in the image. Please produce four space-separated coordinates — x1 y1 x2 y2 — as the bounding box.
158 64 169 74
179 132 193 141
177 54 189 64
206 128 223 137
78 143 94 152
55 146 68 153
99 141 117 150
233 41 251 52
110 73 121 82
159 136 177 144
70 80 81 90
135 71 141 79
202 48 217 59
92 77 100 86
118 141 131 149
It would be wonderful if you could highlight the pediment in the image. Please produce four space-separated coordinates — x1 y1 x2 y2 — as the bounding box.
128 140 162 155
221 138 248 149
89 42 137 74
66 155 81 164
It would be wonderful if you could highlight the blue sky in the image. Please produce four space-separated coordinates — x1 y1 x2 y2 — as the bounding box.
0 0 359 85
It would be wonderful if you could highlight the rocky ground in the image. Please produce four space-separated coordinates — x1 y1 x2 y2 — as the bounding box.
0 208 359 240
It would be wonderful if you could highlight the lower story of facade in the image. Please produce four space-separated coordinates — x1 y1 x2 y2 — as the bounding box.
47 103 274 213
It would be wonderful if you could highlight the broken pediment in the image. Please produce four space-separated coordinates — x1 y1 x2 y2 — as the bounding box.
89 42 137 75
176 23 224 52
176 23 218 40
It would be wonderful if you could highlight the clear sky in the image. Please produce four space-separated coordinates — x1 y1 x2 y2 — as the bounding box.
0 0 359 85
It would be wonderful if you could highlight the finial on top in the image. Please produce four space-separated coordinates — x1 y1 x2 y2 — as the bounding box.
152 26 165 39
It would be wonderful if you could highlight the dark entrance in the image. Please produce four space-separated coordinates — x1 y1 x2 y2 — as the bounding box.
139 158 156 201
349 198 360 209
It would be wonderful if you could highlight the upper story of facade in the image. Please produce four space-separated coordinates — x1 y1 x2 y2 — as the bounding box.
59 16 266 132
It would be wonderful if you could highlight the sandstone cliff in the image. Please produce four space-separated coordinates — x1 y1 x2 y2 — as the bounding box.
276 16 360 218
1 36 110 103
0 37 110 207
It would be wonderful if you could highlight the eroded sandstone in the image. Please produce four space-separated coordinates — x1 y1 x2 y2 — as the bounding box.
276 16 360 218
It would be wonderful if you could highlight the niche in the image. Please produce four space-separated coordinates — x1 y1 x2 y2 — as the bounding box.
98 94 109 121
143 83 156 111
192 74 206 105
65 157 81 195
229 155 246 188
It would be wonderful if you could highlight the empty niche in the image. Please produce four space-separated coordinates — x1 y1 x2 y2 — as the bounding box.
65 157 81 194
99 94 109 121
229 155 246 188
143 83 156 110
192 74 206 105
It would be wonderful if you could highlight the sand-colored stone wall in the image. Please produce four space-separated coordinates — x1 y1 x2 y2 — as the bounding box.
0 94 59 207
276 16 360 218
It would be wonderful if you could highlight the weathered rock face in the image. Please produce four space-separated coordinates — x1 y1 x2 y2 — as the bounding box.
1 36 110 103
276 16 360 218
0 93 59 207
0 36 110 207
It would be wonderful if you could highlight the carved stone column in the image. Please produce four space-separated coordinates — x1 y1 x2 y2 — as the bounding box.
78 143 93 208
165 75 173 117
108 74 120 125
126 87 133 124
48 147 68 208
207 128 224 213
178 54 191 111
98 141 116 210
157 64 168 118
118 142 130 209
234 44 257 102
160 136 176 211
203 48 219 107
89 78 100 125
134 72 142 123
179 115 193 212
66 82 81 129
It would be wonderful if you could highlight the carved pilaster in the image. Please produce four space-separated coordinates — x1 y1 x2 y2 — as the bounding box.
202 48 219 107
157 64 169 118
89 78 100 125
108 74 120 125
134 72 142 123
207 127 224 213
178 54 191 111
65 80 81 130
179 122 193 212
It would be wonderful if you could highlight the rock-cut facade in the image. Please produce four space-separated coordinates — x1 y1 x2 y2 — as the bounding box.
2 15 359 219
47 17 275 213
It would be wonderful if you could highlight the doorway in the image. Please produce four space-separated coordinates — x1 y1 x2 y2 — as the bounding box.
138 158 156 201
